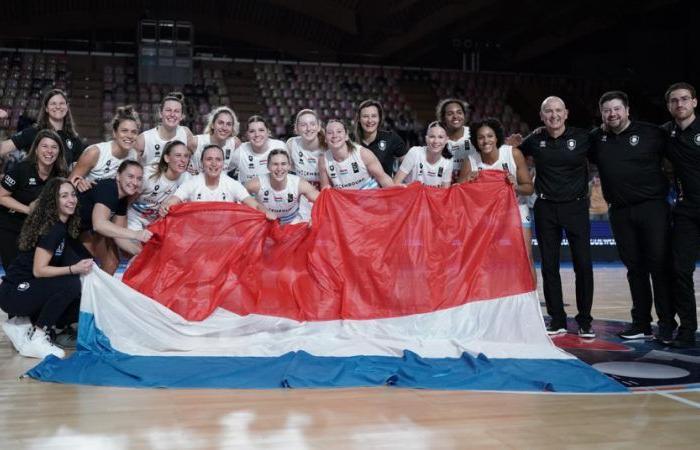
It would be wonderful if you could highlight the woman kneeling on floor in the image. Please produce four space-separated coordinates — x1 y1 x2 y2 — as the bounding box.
0 178 93 359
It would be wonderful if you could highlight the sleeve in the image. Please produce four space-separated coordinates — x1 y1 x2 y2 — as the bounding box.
115 198 129 216
36 223 66 253
69 137 86 164
174 178 194 202
520 132 537 157
398 147 418 174
390 132 408 158
10 127 37 152
0 166 23 192
227 178 251 203
93 181 118 211
229 147 241 170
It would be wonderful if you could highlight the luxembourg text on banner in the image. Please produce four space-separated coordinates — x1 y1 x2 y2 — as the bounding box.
27 171 626 392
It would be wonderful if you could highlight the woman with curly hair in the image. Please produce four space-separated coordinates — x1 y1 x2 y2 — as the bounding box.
0 129 68 271
0 178 93 359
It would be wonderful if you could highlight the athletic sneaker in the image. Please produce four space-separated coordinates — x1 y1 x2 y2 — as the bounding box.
578 326 596 338
618 326 653 340
1 316 32 353
653 333 674 345
546 324 567 335
54 326 78 349
19 328 65 359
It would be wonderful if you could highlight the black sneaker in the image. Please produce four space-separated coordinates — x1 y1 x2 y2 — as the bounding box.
546 324 567 335
618 326 653 340
54 327 78 349
670 337 696 349
578 326 595 338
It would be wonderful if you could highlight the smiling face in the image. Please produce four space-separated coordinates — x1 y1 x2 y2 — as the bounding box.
425 125 448 155
45 94 68 123
165 144 191 176
667 88 697 122
325 121 348 151
296 112 320 143
359 106 380 137
160 100 183 129
35 137 60 168
113 119 139 151
540 97 568 134
600 98 630 133
267 152 290 182
246 120 270 151
443 102 466 133
212 112 234 142
116 164 144 197
201 146 224 178
476 125 499 155
57 182 77 221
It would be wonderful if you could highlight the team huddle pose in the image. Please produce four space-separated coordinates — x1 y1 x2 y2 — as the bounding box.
1 81 699 359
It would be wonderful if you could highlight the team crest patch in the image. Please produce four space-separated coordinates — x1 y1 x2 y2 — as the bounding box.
378 140 387 152
539 141 546 148
694 134 700 146
629 135 639 146
566 139 576 150
66 140 73 149
601 135 607 142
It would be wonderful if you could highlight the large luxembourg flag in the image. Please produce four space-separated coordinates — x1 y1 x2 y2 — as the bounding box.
28 172 624 392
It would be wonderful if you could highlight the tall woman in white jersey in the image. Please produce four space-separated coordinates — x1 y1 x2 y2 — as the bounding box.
134 92 197 166
318 120 394 190
190 106 241 174
128 140 191 231
286 109 325 220
461 117 536 284
436 98 474 182
230 115 287 184
394 121 453 188
245 149 319 225
69 105 139 193
161 144 275 220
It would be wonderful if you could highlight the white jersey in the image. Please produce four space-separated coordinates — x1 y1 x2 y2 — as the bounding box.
257 173 302 224
398 146 453 187
86 141 137 182
287 136 323 186
324 147 378 190
174 173 250 203
128 165 191 229
141 126 188 166
447 126 475 182
190 134 238 173
468 144 529 223
231 139 287 184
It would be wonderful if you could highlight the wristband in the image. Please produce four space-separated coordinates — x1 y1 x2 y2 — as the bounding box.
68 265 73 275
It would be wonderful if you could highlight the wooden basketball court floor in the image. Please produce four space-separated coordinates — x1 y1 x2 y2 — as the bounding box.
1 266 699 449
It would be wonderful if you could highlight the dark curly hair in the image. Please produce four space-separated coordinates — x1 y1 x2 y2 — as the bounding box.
18 178 81 251
470 117 505 152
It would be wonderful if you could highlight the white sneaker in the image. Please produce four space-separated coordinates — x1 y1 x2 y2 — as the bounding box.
2 316 33 353
19 328 65 359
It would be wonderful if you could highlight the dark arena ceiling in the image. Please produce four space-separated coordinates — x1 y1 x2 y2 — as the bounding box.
0 0 697 80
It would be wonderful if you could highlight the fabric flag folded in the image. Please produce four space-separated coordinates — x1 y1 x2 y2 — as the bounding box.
27 171 625 392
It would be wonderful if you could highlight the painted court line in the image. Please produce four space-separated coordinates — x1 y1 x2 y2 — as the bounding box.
655 391 700 409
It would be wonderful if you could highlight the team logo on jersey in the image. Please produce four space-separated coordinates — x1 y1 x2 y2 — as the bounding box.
378 140 387 152
629 135 640 146
154 185 160 191
17 282 30 292
437 167 444 177
196 193 202 200
287 193 294 203
225 149 231 159
248 155 254 162
694 134 700 146
566 139 576 150
601 135 607 142
351 162 359 173
3 175 15 186
539 140 546 148
66 140 73 149
55 240 65 257
28 177 37 186
264 190 269 197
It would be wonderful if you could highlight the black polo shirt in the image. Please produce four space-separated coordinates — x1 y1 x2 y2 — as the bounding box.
520 127 591 202
78 179 128 231
589 121 668 207
363 130 407 176
663 116 700 210
11 126 85 165
0 161 48 233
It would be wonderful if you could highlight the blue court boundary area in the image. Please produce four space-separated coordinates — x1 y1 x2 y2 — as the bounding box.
26 312 626 393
